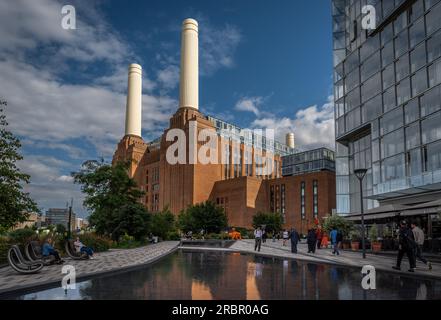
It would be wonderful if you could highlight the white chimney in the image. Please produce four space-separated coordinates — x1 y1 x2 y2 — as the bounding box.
125 63 142 137
179 18 199 110
286 133 295 149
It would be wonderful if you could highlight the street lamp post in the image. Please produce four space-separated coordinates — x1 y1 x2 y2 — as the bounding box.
354 168 368 259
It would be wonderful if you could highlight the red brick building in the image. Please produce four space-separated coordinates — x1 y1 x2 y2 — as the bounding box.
112 18 335 231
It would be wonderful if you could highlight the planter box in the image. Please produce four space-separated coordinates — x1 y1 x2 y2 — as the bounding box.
351 241 359 251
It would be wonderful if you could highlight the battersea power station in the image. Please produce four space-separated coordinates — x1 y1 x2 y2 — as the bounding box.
113 19 336 233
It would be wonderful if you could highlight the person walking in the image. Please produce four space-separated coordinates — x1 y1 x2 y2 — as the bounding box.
254 226 263 252
330 227 340 255
289 228 300 254
306 229 317 253
316 226 323 250
411 223 432 270
282 229 289 246
393 221 417 272
262 229 267 243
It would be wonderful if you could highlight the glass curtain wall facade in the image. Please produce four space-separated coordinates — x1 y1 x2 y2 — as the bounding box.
333 0 441 215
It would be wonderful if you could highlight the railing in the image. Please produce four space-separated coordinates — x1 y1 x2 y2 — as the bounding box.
373 169 441 195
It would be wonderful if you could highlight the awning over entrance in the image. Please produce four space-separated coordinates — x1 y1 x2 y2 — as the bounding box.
344 201 441 222
400 199 441 217
345 204 407 221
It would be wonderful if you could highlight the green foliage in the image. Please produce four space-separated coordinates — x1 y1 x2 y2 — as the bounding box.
8 227 37 244
178 201 228 234
0 100 38 230
323 214 354 237
0 236 9 264
349 227 362 241
252 212 283 234
78 233 113 252
151 207 176 240
56 224 67 236
165 231 181 241
73 160 151 241
369 224 379 241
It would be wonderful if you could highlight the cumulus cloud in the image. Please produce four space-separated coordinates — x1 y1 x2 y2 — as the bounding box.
18 155 86 216
235 96 263 116
199 22 242 76
251 96 335 149
155 16 242 84
0 0 178 216
157 65 180 90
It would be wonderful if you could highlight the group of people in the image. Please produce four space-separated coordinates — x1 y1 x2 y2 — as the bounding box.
41 236 94 264
306 227 342 255
393 220 432 272
253 225 343 255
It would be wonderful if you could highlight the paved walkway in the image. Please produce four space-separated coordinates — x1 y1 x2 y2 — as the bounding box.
0 241 179 296
227 240 441 279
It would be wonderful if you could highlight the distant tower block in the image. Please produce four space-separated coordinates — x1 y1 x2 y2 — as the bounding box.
286 133 295 149
125 63 142 137
179 18 199 110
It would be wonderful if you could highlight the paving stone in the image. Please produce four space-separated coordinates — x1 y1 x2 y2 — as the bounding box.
0 241 179 295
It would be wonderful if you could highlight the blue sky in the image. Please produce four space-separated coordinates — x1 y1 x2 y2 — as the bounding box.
0 0 335 217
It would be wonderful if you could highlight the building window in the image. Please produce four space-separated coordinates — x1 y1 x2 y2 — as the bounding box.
232 146 241 178
300 181 305 220
270 185 275 213
313 180 318 218
281 184 286 223
275 185 280 212
224 144 231 179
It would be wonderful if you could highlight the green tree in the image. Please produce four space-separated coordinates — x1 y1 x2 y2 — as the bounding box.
0 100 38 230
252 212 283 234
151 206 176 240
322 214 354 237
178 201 228 234
56 224 67 236
72 159 151 241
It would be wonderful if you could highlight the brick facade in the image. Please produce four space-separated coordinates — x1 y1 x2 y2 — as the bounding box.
113 107 335 230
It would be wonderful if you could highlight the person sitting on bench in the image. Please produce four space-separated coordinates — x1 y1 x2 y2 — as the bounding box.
74 237 94 259
42 238 64 264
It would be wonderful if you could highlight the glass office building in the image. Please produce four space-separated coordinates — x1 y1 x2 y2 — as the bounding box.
282 148 336 176
332 0 441 218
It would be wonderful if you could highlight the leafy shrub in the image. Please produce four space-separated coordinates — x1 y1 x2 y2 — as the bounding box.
0 236 9 265
178 202 228 234
252 212 283 234
323 214 354 238
8 228 37 244
79 233 113 252
165 231 181 241
151 208 176 240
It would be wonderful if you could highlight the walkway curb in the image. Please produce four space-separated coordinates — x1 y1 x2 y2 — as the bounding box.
0 242 180 298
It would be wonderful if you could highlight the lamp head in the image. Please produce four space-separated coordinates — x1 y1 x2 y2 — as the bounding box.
354 168 368 180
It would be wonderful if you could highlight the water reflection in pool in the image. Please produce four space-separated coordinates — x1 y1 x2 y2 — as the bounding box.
9 250 441 300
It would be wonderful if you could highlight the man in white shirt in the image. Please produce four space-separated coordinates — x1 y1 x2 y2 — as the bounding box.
411 223 432 270
254 227 263 252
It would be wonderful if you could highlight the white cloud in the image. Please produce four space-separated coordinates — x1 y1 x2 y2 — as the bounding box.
200 22 242 76
157 65 180 90
56 175 75 183
251 96 335 149
0 0 179 217
155 17 242 83
21 139 87 159
235 96 263 116
18 155 86 216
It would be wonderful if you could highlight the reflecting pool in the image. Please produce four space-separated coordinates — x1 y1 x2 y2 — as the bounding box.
7 250 441 300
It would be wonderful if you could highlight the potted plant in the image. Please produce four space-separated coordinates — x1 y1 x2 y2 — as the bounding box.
350 229 361 251
369 224 382 252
